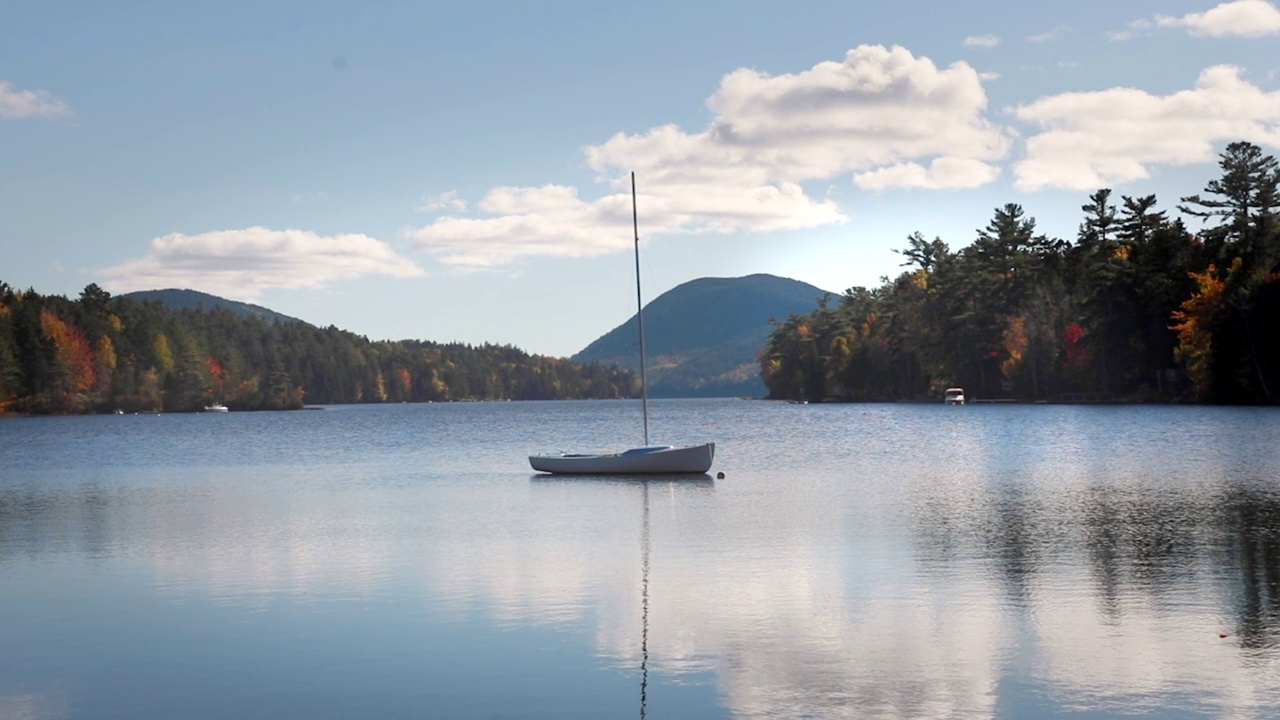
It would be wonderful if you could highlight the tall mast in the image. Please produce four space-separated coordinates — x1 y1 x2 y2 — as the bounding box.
631 171 649 446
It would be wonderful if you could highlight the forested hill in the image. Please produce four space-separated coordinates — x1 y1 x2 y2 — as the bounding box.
121 288 303 325
574 274 830 397
0 284 636 414
762 141 1280 405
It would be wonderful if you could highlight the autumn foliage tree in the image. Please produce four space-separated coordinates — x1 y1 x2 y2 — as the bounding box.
0 283 638 414
762 141 1279 405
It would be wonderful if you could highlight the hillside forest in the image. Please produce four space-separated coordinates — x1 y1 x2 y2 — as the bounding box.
0 286 637 414
760 141 1280 405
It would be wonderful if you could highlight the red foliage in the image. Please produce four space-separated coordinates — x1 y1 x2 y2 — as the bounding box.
1062 322 1089 369
206 356 224 398
206 356 223 382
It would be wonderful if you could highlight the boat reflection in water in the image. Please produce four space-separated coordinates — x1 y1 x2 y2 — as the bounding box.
530 474 712 719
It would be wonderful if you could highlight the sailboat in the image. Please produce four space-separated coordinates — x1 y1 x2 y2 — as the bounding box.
528 173 716 475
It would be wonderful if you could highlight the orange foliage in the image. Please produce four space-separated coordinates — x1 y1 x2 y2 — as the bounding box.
1171 261 1231 396
40 309 96 394
397 367 412 394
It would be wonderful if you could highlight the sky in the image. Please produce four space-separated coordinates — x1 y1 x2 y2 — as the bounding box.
3 1 1280 358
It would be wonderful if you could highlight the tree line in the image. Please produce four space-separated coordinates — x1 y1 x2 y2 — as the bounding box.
0 285 638 414
760 141 1280 404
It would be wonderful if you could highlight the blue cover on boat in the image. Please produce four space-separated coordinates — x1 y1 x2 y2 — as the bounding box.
621 445 675 455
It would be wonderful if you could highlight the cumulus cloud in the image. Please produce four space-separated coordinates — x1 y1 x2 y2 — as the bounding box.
963 34 1000 48
98 227 424 300
411 45 1009 267
855 158 1002 190
418 190 467 213
412 181 844 268
1155 0 1280 37
1013 65 1280 190
0 80 71 119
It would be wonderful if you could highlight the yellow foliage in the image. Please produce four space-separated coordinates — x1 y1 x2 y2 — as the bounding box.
1001 316 1028 377
830 336 850 357
237 377 259 404
153 334 174 373
95 336 117 393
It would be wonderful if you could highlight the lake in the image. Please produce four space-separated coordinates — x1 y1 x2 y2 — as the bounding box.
2 399 1278 719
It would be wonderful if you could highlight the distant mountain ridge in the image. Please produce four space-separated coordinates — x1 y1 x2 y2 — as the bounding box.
573 273 831 398
120 289 305 325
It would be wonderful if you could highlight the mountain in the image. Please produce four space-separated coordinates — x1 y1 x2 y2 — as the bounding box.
120 289 306 325
573 274 832 398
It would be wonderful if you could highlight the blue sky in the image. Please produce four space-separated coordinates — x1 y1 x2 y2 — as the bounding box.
3 1 1280 357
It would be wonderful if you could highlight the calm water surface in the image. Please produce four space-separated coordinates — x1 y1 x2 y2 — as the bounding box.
2 399 1279 719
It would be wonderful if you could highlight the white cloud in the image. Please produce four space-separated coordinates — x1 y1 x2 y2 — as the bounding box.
411 181 843 268
418 190 468 213
1028 25 1072 43
1113 18 1155 40
1155 0 1280 37
410 45 1010 267
0 80 71 119
978 71 1002 81
1013 65 1280 190
98 227 424 300
963 34 1000 48
855 158 1002 191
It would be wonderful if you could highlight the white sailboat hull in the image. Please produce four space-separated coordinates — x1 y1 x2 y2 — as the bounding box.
530 443 714 475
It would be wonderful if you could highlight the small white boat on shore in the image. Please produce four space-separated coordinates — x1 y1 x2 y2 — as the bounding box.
944 388 966 405
203 403 229 413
